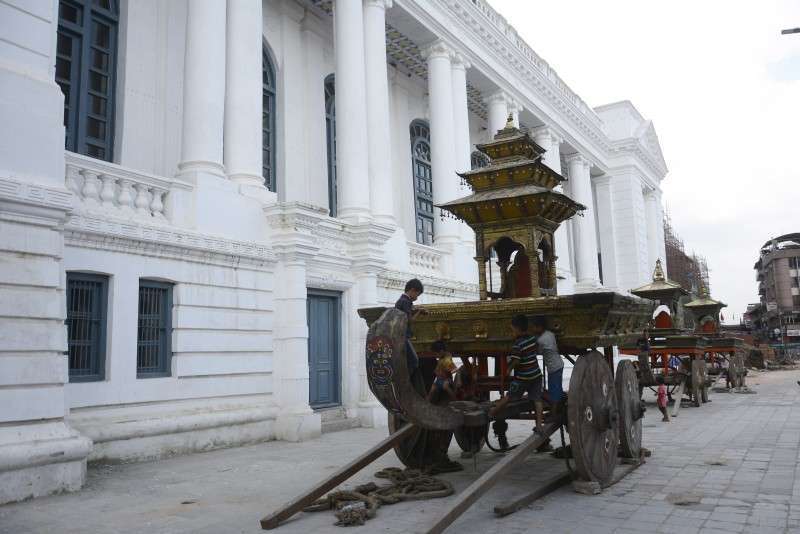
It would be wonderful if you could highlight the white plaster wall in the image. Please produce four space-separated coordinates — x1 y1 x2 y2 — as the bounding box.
63 245 275 409
610 172 651 292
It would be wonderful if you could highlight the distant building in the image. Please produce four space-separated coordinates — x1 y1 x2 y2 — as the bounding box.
753 234 800 344
663 213 710 328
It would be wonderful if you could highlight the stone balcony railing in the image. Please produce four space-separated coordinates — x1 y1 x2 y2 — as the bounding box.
408 241 442 275
65 152 192 222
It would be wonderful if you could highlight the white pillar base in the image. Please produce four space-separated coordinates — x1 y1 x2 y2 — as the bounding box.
274 411 321 443
358 404 388 429
238 182 277 205
574 280 602 293
0 422 92 504
556 270 577 295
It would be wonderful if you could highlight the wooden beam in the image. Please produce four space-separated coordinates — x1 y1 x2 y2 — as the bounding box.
493 471 572 517
425 422 559 534
260 424 416 530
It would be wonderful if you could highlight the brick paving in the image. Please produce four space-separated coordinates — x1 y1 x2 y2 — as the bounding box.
2 369 799 534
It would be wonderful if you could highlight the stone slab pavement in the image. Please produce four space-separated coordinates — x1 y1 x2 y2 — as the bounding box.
2 369 800 534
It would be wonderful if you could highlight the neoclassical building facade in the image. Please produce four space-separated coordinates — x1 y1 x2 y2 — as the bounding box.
0 0 668 502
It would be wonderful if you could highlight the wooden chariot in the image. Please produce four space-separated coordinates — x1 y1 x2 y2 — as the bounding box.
260 118 655 532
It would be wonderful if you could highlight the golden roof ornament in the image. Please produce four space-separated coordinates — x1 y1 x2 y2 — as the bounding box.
652 259 666 282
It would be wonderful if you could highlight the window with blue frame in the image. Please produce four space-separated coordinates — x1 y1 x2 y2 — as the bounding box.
263 46 277 192
66 272 109 381
410 120 434 245
325 75 337 217
137 280 173 378
56 0 119 161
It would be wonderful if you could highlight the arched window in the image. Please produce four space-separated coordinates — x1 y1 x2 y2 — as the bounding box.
324 75 337 217
410 120 433 245
471 150 490 170
262 45 277 192
56 0 119 161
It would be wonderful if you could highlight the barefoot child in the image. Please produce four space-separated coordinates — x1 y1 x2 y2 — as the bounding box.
489 314 544 435
427 341 457 402
656 375 670 422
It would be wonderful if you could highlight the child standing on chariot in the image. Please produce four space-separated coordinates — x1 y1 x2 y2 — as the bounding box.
395 278 427 373
427 341 457 402
488 314 545 436
529 316 563 407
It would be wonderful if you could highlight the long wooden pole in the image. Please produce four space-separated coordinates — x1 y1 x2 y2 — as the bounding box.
260 424 416 530
493 471 572 517
425 422 559 534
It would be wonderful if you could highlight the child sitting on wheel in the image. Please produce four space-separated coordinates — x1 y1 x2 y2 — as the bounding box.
488 314 544 435
427 341 457 402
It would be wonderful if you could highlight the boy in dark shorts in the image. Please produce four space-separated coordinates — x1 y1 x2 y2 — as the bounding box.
395 278 427 372
489 314 544 435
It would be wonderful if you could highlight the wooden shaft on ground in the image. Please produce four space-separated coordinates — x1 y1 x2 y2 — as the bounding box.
425 422 559 534
260 424 416 530
493 471 572 517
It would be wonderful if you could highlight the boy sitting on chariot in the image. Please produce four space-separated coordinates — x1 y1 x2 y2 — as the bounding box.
488 314 545 436
426 341 457 402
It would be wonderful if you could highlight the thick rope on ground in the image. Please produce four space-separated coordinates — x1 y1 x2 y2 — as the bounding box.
302 468 454 527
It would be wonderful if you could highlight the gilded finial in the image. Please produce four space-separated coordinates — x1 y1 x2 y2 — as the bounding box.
652 259 665 282
505 113 515 129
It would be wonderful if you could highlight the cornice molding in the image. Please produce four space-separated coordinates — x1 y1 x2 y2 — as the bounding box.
0 175 73 214
64 214 276 269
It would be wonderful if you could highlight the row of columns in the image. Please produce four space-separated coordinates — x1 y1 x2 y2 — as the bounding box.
179 0 265 192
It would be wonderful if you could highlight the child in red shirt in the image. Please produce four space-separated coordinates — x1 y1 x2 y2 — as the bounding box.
656 375 670 422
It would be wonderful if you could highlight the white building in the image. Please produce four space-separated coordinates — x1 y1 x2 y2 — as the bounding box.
0 0 668 503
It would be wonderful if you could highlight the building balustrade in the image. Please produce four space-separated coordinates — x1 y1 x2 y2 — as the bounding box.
408 241 443 275
65 152 192 222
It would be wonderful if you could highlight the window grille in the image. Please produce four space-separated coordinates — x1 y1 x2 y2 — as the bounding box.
56 0 119 161
66 273 108 381
263 46 277 192
410 120 434 245
325 75 337 217
137 280 173 378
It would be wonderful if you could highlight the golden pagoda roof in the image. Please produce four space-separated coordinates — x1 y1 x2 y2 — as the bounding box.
631 259 687 299
439 115 583 227
684 282 726 309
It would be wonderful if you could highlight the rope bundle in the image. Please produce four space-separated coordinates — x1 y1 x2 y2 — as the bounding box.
303 468 454 527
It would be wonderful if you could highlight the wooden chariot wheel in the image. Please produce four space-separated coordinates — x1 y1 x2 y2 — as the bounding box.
567 350 620 484
387 368 453 468
615 360 643 459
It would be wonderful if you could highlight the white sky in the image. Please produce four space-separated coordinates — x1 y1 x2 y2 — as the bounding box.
490 0 800 323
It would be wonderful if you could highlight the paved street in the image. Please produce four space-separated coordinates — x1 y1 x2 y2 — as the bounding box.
2 369 800 534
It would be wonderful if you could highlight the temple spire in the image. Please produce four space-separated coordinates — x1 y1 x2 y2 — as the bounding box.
652 259 666 282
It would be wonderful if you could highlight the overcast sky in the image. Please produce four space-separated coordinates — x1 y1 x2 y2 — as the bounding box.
490 0 800 323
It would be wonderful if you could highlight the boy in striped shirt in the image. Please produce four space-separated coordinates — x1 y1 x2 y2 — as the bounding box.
489 314 544 435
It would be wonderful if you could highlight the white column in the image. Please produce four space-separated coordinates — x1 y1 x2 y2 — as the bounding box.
178 0 226 176
485 90 509 140
0 0 91 503
594 176 618 290
566 153 600 290
644 189 661 270
224 0 264 190
364 0 395 225
334 0 371 221
421 40 460 260
272 254 321 441
533 127 575 293
508 99 521 128
451 53 472 177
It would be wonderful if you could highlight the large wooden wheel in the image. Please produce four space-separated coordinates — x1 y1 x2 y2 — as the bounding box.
567 350 619 484
615 360 643 459
387 368 453 468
